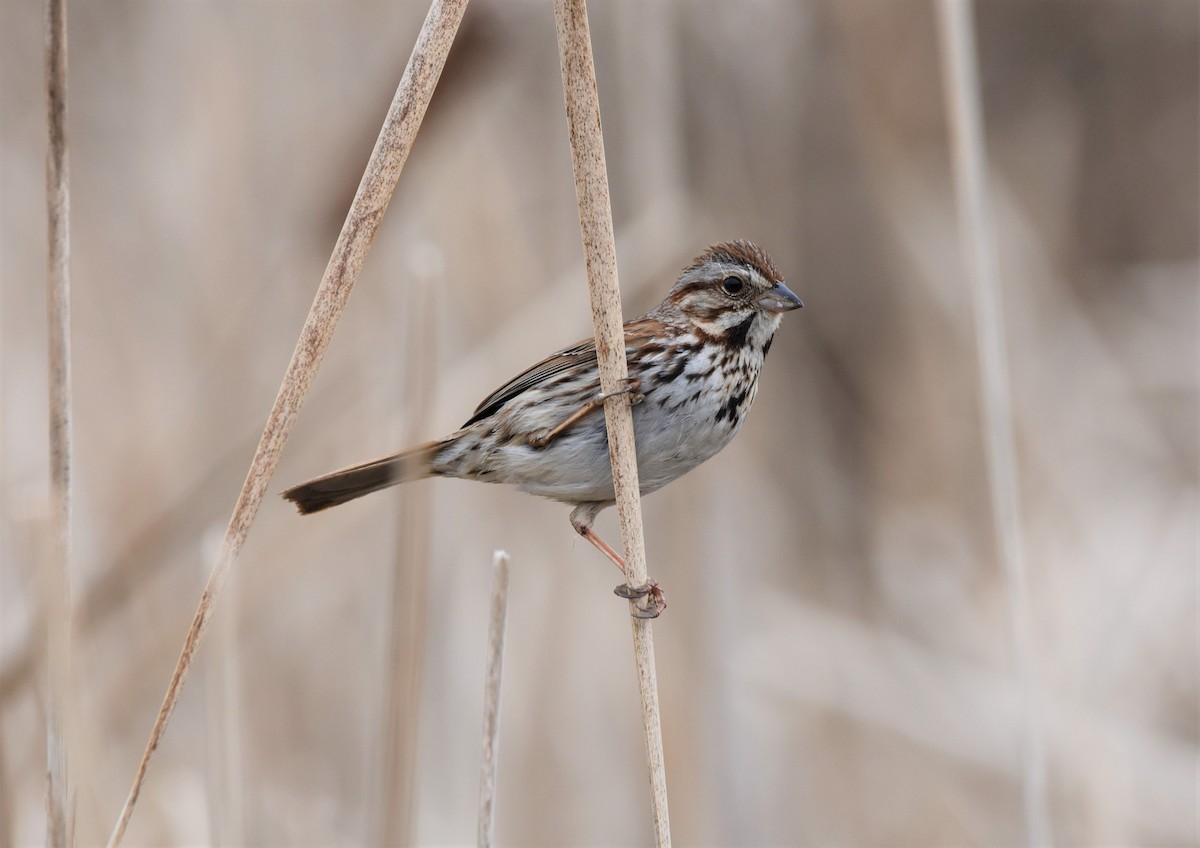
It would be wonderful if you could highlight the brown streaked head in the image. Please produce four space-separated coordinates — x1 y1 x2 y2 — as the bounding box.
687 240 784 286
658 240 802 331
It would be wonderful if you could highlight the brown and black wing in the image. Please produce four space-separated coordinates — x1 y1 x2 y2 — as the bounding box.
462 338 598 427
461 319 661 428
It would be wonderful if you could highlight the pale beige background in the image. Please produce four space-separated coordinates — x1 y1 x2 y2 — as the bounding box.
1 1 1196 845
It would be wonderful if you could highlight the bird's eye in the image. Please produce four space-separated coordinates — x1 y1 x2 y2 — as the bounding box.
721 276 745 295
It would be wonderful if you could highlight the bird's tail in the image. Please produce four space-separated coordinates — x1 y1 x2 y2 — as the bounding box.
282 439 444 515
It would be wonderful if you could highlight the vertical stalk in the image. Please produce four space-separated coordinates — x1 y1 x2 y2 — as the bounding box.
372 253 439 847
105 2 470 844
44 0 73 841
477 550 512 848
935 2 1051 845
553 1 671 844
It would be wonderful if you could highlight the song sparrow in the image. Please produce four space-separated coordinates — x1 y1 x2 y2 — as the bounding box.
283 240 802 617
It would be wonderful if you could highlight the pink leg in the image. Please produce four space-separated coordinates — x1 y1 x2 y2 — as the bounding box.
571 508 667 619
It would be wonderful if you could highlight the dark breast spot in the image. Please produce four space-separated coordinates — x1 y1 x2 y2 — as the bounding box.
726 315 755 349
660 353 688 384
714 388 748 424
667 387 705 414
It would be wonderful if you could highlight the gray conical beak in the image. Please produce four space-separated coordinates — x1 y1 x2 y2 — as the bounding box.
759 281 804 313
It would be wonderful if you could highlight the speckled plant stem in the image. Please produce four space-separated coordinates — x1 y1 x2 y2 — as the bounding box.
554 1 671 844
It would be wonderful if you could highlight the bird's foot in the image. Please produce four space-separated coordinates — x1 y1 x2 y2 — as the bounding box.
571 506 665 619
614 579 667 619
612 376 646 406
529 378 644 448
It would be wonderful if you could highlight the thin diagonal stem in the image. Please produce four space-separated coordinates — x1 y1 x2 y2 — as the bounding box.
44 0 73 841
104 2 469 844
935 2 1051 845
553 1 671 844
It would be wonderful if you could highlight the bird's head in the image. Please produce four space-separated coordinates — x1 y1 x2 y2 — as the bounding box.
658 240 802 346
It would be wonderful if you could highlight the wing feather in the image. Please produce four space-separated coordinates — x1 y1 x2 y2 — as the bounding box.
462 338 597 427
461 319 662 428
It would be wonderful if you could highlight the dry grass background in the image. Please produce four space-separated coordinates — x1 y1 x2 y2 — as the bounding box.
1 1 1197 845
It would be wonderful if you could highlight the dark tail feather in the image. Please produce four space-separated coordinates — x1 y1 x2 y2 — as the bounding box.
282 440 443 514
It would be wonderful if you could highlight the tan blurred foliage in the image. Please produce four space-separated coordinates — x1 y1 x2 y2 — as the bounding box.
1 1 1196 845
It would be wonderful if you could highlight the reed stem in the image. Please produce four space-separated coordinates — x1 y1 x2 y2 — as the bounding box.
936 3 1051 845
477 550 512 848
104 3 470 843
553 1 671 842
44 0 73 840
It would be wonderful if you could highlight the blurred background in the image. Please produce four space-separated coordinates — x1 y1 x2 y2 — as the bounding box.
1 1 1196 845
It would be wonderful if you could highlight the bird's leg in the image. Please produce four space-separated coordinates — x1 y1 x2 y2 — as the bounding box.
569 503 667 619
528 377 644 449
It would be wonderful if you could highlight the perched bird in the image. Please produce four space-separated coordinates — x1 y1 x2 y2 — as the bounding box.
283 240 802 617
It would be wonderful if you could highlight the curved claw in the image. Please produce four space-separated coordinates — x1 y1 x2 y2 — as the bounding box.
621 376 646 407
631 603 663 620
613 581 651 600
613 579 667 619
527 378 642 450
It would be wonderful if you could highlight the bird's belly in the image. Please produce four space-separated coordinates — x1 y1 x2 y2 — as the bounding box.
632 385 741 491
487 384 745 504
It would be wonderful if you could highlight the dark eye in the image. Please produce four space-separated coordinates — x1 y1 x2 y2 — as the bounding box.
721 276 745 295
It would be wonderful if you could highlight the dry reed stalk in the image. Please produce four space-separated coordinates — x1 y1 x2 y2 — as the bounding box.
104 2 470 844
0 731 12 847
44 0 73 840
477 550 511 848
200 526 244 846
553 0 671 843
935 3 1051 846
371 253 439 846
